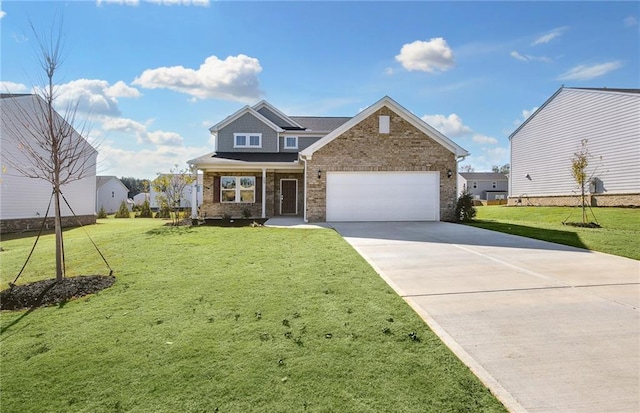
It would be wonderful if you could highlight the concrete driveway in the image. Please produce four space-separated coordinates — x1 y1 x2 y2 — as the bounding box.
331 222 640 413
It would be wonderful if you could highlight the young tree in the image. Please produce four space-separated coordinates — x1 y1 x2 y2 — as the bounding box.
114 200 131 218
152 165 195 225
1 21 97 281
455 185 477 222
571 139 591 224
491 163 510 174
459 164 475 173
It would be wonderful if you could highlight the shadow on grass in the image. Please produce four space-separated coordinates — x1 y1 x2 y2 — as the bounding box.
466 220 589 251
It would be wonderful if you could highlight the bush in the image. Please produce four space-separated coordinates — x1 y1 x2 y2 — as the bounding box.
155 204 171 219
138 200 153 218
455 187 477 222
114 200 131 218
97 206 108 219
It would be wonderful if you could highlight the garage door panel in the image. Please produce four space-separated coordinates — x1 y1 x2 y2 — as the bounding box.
326 172 439 222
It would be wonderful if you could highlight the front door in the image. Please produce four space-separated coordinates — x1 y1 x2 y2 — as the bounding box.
280 179 297 215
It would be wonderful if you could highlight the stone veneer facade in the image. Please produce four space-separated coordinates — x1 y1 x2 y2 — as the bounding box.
305 107 458 222
0 215 96 234
508 193 640 207
200 171 304 218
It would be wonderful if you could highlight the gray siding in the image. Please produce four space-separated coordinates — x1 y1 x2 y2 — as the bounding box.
458 176 508 199
257 107 296 128
279 136 323 152
511 89 640 197
217 113 278 152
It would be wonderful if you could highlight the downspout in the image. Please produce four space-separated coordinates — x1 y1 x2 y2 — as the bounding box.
262 168 266 219
190 164 198 219
301 156 308 222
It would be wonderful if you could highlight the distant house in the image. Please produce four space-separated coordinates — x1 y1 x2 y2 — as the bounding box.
0 94 98 233
510 87 640 206
458 172 508 201
149 174 203 211
133 192 150 206
96 176 130 214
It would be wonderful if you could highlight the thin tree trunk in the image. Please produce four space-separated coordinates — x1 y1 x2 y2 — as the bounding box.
53 187 65 281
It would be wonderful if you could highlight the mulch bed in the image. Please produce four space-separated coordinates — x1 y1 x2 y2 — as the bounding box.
563 222 601 228
0 275 115 311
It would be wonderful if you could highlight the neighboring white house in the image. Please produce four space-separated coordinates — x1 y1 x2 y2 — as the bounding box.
133 192 150 206
0 94 98 233
96 176 130 214
509 87 640 206
149 173 203 210
458 172 508 201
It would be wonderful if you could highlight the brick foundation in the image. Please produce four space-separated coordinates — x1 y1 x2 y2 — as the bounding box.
508 193 640 207
0 215 96 234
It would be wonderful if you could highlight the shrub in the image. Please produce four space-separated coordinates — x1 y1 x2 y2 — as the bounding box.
155 204 171 219
138 200 153 218
97 206 108 219
455 186 477 222
241 207 252 219
114 201 131 218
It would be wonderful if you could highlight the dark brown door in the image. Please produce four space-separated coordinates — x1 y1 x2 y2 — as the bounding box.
281 180 297 214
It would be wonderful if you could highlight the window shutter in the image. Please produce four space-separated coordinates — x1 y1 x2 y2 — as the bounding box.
255 176 262 203
213 176 220 203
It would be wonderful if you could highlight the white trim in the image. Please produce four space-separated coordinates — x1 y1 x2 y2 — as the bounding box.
261 168 266 219
379 115 390 134
233 133 262 148
280 179 298 215
300 96 469 158
284 136 298 149
302 158 308 222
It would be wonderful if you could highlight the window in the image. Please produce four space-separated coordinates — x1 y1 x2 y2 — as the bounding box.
111 191 115 198
221 176 255 203
495 195 505 200
379 115 390 134
234 133 262 148
284 136 298 149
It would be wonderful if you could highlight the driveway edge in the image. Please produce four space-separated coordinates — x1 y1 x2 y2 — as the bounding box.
349 242 528 413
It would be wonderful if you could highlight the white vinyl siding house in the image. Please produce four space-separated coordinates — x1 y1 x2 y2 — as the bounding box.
96 176 130 214
509 87 640 206
0 94 98 232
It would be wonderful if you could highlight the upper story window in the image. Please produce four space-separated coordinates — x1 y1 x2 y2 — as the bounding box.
234 133 262 148
284 136 298 149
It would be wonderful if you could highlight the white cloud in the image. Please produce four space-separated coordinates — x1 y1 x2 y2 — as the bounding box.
133 54 262 101
395 38 455 73
513 106 539 126
0 81 28 93
464 146 509 172
97 143 209 178
47 79 140 117
557 61 622 81
531 27 567 46
510 51 552 63
0 10 6 19
472 134 498 145
101 117 183 146
384 67 394 75
96 0 140 6
421 113 472 137
624 16 637 27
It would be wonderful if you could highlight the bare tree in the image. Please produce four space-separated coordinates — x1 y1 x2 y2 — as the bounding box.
152 165 195 226
1 21 97 281
459 164 475 173
491 163 510 174
571 139 591 224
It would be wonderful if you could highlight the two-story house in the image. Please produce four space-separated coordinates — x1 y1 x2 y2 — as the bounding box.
458 172 508 201
188 96 469 222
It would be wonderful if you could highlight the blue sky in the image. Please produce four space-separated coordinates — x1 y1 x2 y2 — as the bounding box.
1 1 638 178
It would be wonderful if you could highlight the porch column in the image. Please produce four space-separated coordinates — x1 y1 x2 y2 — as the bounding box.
262 168 266 218
191 171 198 219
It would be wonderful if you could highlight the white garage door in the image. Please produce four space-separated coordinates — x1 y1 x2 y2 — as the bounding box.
326 172 439 221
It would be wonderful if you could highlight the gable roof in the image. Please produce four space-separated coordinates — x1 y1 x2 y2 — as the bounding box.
252 100 304 129
459 172 508 181
289 116 351 132
209 105 284 133
96 176 129 192
509 86 640 140
300 96 469 158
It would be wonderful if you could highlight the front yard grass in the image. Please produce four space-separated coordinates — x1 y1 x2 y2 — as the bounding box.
0 219 505 413
469 206 640 260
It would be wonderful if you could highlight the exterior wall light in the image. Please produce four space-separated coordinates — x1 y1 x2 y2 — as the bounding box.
318 170 322 179
447 169 453 178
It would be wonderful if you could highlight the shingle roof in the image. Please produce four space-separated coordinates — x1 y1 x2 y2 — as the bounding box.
459 172 508 180
289 116 351 132
569 87 640 94
96 176 120 189
214 152 299 163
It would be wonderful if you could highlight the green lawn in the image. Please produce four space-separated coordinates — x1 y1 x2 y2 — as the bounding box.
1 219 505 413
469 206 640 260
